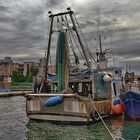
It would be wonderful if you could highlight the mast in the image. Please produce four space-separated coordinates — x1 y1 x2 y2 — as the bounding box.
44 9 73 84
99 34 102 53
96 33 107 69
39 12 54 93
41 8 92 92
44 12 54 82
98 34 105 61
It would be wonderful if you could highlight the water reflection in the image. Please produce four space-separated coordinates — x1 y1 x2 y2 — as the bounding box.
111 118 124 140
123 121 140 140
26 120 112 140
0 96 140 140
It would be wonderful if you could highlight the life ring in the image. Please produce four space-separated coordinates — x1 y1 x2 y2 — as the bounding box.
90 111 100 121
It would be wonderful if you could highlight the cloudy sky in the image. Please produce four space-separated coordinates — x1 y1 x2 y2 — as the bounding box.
0 0 140 74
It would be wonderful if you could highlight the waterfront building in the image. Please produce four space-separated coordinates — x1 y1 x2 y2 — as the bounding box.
38 58 56 77
0 57 13 88
12 63 24 75
23 62 38 77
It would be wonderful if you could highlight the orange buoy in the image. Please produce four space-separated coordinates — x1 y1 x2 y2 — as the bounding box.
111 104 123 115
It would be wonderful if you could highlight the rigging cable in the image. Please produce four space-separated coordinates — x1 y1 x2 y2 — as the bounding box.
67 31 78 66
69 29 86 64
64 15 78 66
64 15 85 65
73 13 100 65
66 14 101 70
73 13 93 54
88 96 117 140
70 29 98 69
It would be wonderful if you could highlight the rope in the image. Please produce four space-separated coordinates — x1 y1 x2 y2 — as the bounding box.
69 30 87 61
65 15 82 65
73 14 93 55
64 13 102 71
88 96 126 140
67 33 77 67
73 13 105 70
38 95 44 103
65 15 90 66
57 17 60 31
88 97 116 140
68 30 79 65
109 31 116 68
57 16 63 30
73 13 114 72
137 134 140 140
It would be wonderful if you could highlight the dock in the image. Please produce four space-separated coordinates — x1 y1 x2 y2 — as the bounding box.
0 90 33 97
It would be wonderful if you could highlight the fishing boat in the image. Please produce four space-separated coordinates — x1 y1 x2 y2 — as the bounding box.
25 8 123 123
120 91 140 121
120 71 140 121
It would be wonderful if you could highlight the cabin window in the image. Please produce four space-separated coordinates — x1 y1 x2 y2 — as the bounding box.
0 76 3 81
69 82 92 97
78 83 82 92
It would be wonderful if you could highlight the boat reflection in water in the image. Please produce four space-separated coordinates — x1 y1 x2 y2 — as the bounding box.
111 118 124 139
26 118 140 140
26 120 113 140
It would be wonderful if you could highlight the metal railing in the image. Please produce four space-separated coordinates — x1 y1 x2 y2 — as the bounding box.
11 82 33 90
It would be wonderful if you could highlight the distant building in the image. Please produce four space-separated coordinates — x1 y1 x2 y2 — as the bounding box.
0 57 13 88
12 63 24 75
23 62 38 76
38 58 56 77
0 56 57 88
38 58 45 76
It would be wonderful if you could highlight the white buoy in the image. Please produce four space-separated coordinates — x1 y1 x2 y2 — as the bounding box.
103 73 113 82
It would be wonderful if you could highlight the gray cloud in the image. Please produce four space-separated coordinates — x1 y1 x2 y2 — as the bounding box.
0 0 140 74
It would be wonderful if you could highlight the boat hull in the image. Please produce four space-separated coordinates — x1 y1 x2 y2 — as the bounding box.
120 91 140 121
25 94 111 123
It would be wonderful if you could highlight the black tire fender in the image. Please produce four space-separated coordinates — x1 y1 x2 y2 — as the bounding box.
90 111 100 121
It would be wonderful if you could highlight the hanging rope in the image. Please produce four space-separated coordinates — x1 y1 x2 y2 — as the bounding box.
71 31 86 63
49 50 53 73
57 16 63 30
57 16 60 31
61 15 65 25
67 31 78 67
137 134 140 140
69 31 80 65
73 13 91 51
73 13 102 69
63 16 77 67
65 14 99 69
88 97 116 140
65 15 83 66
110 50 116 67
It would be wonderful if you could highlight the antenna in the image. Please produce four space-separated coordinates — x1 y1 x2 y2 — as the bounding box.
99 34 102 53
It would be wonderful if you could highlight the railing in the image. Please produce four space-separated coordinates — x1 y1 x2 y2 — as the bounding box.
11 82 33 91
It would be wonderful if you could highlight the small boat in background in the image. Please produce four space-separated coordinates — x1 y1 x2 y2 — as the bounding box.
120 91 140 121
120 70 140 121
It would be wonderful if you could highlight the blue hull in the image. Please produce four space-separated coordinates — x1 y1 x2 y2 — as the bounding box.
120 91 140 121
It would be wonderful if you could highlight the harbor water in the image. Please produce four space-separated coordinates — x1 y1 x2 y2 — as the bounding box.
0 96 140 140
